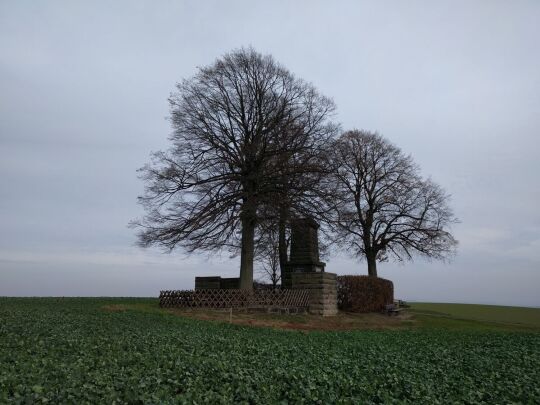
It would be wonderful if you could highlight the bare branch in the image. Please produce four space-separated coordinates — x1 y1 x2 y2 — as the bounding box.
329 130 458 276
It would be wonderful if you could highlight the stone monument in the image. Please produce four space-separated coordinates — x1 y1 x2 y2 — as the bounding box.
284 218 338 316
282 218 325 287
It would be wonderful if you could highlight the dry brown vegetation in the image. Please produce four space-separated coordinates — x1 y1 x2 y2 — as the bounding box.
167 308 415 331
101 304 129 312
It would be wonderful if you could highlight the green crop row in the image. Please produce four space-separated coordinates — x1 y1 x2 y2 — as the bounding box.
0 298 538 404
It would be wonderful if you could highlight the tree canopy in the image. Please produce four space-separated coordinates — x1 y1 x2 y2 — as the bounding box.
132 48 336 289
133 49 458 285
330 130 458 277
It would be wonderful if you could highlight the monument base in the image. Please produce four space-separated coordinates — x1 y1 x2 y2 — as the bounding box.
282 261 325 289
291 272 338 316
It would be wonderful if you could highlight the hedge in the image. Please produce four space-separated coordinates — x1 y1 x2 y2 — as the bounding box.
337 275 394 313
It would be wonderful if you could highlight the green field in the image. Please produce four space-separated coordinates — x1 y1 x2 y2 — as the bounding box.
1 298 539 403
410 302 540 328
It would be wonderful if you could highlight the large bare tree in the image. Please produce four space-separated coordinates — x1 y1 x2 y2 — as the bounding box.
330 130 457 277
132 48 336 289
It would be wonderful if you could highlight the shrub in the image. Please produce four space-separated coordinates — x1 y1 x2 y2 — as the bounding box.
337 275 394 313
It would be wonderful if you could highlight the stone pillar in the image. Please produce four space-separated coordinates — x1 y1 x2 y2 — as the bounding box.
292 272 337 316
282 218 326 288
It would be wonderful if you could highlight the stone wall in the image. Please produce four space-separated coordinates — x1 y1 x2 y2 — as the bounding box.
220 277 240 289
195 276 239 290
195 276 221 290
291 272 338 316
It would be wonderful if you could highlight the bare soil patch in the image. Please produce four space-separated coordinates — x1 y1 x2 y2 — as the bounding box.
101 304 129 312
167 308 415 331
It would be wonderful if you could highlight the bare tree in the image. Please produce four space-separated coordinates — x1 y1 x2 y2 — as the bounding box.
260 128 337 276
255 221 284 288
330 130 458 277
131 48 336 290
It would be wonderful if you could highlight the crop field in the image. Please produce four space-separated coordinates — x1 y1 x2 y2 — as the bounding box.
409 302 540 327
1 298 539 403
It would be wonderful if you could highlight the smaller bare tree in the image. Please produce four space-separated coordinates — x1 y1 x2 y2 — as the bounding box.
255 219 287 288
330 130 458 277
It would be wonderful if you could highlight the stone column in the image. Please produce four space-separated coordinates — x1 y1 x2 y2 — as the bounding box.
282 218 326 288
292 272 338 316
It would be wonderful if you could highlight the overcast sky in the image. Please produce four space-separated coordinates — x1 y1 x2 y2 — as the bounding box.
1 1 539 306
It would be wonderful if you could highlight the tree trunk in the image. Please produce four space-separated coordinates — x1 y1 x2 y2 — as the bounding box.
367 253 378 277
278 204 288 272
239 213 255 290
271 273 278 288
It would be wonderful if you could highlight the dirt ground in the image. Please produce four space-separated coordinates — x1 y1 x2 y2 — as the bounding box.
167 308 415 331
